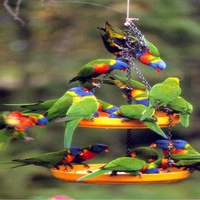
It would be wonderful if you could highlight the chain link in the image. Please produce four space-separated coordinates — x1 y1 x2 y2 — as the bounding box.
119 20 151 91
166 110 174 172
91 74 110 93
126 129 132 157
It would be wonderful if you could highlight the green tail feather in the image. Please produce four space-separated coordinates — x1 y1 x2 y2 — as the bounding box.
144 122 167 139
64 118 82 148
140 106 155 121
77 169 110 181
179 114 189 127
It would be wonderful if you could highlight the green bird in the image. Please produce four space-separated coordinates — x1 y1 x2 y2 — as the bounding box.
108 104 167 139
77 157 146 181
98 21 126 56
59 90 99 148
77 156 160 181
130 146 159 163
44 87 87 121
172 140 200 155
1 147 83 169
140 77 181 121
98 21 166 72
167 96 193 127
69 59 128 86
169 153 200 172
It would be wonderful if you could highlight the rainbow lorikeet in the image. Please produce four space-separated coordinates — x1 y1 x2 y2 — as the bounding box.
1 147 83 169
150 140 176 156
108 104 167 139
98 21 166 72
167 97 193 128
0 111 48 131
72 143 109 167
98 21 126 56
140 77 181 121
69 59 128 86
58 90 99 148
44 87 91 121
172 140 199 155
77 157 159 181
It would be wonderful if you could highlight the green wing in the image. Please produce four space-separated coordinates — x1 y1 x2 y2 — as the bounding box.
64 96 98 148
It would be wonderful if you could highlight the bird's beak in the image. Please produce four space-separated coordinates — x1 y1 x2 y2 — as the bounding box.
104 148 109 152
147 158 155 163
130 151 136 157
150 143 157 148
156 69 162 72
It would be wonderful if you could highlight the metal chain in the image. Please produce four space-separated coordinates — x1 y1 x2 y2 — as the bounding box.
91 74 110 93
119 20 151 91
166 110 174 172
126 129 132 156
129 58 152 90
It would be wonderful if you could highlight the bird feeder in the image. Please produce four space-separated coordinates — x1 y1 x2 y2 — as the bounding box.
50 1 192 184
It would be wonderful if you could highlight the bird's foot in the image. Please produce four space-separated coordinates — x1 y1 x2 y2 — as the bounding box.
92 82 101 88
78 163 90 168
63 164 73 171
110 171 118 176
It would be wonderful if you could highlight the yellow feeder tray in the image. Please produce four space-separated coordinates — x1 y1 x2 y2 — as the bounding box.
78 111 180 129
51 164 190 184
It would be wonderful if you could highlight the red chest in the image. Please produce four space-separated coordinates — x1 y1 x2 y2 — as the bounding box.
79 150 97 161
93 63 110 75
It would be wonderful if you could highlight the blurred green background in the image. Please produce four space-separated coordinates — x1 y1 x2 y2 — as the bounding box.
0 0 200 199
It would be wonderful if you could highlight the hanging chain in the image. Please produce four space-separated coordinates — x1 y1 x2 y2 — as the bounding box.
119 19 151 91
91 74 110 93
166 110 174 172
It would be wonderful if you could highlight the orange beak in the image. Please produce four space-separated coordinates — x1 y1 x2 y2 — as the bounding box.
156 69 162 72
150 143 157 148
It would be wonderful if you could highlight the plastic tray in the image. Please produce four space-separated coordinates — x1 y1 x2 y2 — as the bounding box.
51 163 190 184
78 111 180 129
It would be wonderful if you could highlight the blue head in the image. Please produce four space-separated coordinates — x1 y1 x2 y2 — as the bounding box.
37 117 49 126
172 140 188 149
151 140 173 150
89 143 109 153
148 60 167 72
144 167 160 174
68 87 94 97
134 99 149 106
109 59 128 71
70 146 83 156
104 106 120 114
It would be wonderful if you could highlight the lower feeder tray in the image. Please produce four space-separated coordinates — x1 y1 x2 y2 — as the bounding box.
51 164 190 184
78 111 180 129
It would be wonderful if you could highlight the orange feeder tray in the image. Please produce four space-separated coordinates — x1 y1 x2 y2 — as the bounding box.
78 111 180 129
51 164 190 184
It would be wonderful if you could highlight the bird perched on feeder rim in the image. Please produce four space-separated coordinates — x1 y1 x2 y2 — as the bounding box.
140 77 181 121
1 147 83 169
69 59 129 86
72 143 109 167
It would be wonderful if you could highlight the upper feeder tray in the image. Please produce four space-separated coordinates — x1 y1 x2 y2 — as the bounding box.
78 111 180 129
